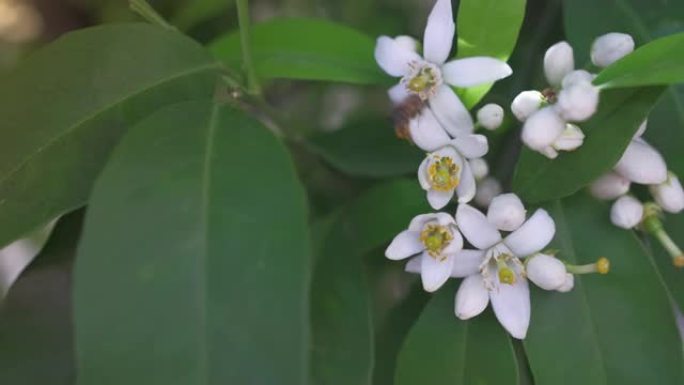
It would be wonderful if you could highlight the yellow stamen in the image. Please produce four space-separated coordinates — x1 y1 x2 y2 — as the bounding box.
596 257 610 274
427 156 460 192
419 224 453 260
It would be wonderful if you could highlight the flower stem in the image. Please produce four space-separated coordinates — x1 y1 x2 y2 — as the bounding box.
129 0 175 30
236 0 261 96
642 205 684 267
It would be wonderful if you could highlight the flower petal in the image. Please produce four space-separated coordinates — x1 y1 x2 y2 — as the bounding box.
504 209 556 257
456 161 476 203
417 157 431 190
456 203 501 249
455 274 489 320
615 138 668 184
442 57 513 87
386 230 423 260
429 85 474 136
427 189 455 210
422 0 455 65
421 252 454 292
443 229 464 255
388 83 410 105
375 36 422 77
408 213 455 231
409 108 451 152
450 134 489 159
451 249 485 277
404 255 422 274
490 275 531 339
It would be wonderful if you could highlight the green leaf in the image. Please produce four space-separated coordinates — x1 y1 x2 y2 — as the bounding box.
455 0 526 108
74 101 311 385
210 18 387 84
0 23 221 249
595 32 684 88
307 118 424 178
172 0 233 30
513 86 664 203
311 179 427 385
0 211 82 385
524 195 683 385
395 282 519 385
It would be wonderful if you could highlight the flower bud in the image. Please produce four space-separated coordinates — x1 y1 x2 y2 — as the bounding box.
521 107 565 153
526 254 568 290
590 172 631 200
591 32 635 68
540 146 559 159
544 41 574 86
511 90 543 122
650 172 684 214
474 177 502 208
556 273 574 293
553 124 585 151
615 139 668 184
394 35 419 53
556 82 599 122
487 193 526 231
610 195 644 229
634 119 647 139
477 103 504 130
469 158 489 181
561 70 595 89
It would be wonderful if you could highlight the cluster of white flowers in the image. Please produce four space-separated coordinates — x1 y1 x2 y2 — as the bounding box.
376 0 609 339
590 120 684 266
513 33 635 159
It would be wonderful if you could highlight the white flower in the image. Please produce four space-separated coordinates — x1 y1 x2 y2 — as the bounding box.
486 193 526 232
452 197 556 339
375 0 512 147
543 41 574 87
556 273 574 292
511 90 543 122
591 32 635 68
418 135 487 209
561 70 595 89
386 213 463 292
525 253 567 290
614 138 668 185
469 158 489 181
477 103 504 130
555 81 599 122
610 195 644 229
474 177 502 208
590 172 631 200
552 124 585 152
650 172 684 214
521 106 565 158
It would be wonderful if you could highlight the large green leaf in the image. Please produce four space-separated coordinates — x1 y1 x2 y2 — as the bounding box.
455 0 526 108
524 195 683 385
0 211 82 385
0 23 221 249
395 282 519 385
210 18 387 85
311 180 427 385
513 86 664 203
74 101 310 385
307 118 423 178
595 32 684 88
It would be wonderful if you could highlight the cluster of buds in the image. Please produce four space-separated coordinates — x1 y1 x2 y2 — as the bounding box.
513 33 635 159
590 120 684 266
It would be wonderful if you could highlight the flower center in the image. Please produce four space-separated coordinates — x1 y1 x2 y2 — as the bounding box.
419 223 453 260
402 61 442 100
428 156 460 192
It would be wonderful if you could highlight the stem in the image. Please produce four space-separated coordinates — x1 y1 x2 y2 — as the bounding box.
643 205 684 267
129 0 175 30
236 0 261 96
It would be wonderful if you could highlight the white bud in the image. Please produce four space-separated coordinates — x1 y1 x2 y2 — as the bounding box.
544 41 574 86
487 193 526 232
511 90 544 122
526 254 568 290
634 119 647 139
561 70 595 89
615 139 668 184
469 158 489 181
521 107 565 153
394 35 419 53
477 103 504 130
591 32 635 68
556 273 574 292
553 124 585 151
610 195 644 229
474 177 502 208
590 172 631 200
556 82 599 122
540 146 559 159
650 172 684 214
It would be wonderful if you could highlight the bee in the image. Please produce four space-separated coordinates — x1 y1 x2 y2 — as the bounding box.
391 94 425 141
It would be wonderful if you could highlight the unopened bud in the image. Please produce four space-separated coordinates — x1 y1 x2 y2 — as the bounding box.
469 158 489 181
521 107 565 153
487 193 526 232
474 177 502 208
477 103 504 130
553 123 585 151
610 195 644 229
591 32 635 68
650 172 684 214
556 273 574 292
561 70 595 89
589 172 631 200
526 253 567 290
511 90 544 122
556 82 599 122
615 139 668 185
544 41 574 87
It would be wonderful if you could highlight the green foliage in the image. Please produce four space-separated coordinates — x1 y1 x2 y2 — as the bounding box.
74 101 311 385
0 23 220 249
513 87 664 203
